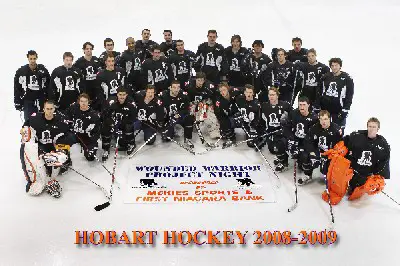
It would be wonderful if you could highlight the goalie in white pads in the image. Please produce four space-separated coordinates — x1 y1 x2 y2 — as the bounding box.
20 100 73 198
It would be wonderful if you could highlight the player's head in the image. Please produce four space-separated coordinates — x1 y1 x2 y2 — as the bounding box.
244 84 254 101
26 50 38 66
170 80 181 97
319 110 331 129
104 53 115 69
163 30 172 42
104 38 114 52
218 83 230 98
78 93 90 111
292 37 302 52
207 30 218 45
231 34 242 49
252 40 264 53
268 87 280 103
195 72 206 87
43 100 55 119
329 58 342 74
116 87 128 103
145 85 156 100
151 45 161 60
82 42 94 57
126 37 135 51
367 117 380 138
277 48 286 63
298 96 310 115
142 29 151 41
307 48 317 64
176 39 184 52
63 52 74 68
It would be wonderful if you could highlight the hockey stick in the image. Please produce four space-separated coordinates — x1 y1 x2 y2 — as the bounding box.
68 166 109 199
194 120 219 148
381 191 400 206
288 159 298 212
323 174 335 227
94 134 120 211
196 137 223 155
128 132 157 159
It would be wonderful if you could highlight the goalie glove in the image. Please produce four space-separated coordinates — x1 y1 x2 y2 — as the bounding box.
42 151 68 167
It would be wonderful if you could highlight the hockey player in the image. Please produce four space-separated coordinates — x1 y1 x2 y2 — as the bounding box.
293 49 330 109
275 96 318 172
141 45 174 93
224 35 250 87
20 100 72 198
14 50 50 121
64 93 101 161
194 30 226 84
101 87 137 161
256 87 292 154
213 83 242 148
243 40 272 94
168 40 196 89
73 42 101 111
345 117 390 199
133 85 164 145
315 58 354 133
159 30 177 58
98 38 121 69
117 37 143 92
135 29 159 61
300 110 342 185
96 53 126 109
48 52 83 111
262 49 296 104
286 37 308 63
159 80 194 148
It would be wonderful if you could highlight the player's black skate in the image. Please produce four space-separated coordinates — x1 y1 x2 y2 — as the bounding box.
275 161 289 172
222 139 236 149
184 138 194 150
127 143 136 156
46 179 62 198
298 174 312 186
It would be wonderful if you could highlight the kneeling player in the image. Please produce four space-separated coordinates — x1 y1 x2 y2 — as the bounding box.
21 100 72 198
301 110 342 185
159 80 194 148
101 87 137 161
64 93 101 161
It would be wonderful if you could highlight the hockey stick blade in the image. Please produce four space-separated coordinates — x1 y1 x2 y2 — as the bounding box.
94 201 110 211
287 203 298 212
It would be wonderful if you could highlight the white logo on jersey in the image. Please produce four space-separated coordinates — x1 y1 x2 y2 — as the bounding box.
109 79 119 95
326 82 339 97
86 66 96 80
178 61 188 75
154 69 166 83
134 58 141 71
138 109 147 121
28 75 40 91
41 130 52 144
230 58 240 71
318 136 328 151
305 72 317 86
269 113 280 127
205 52 215 66
357 151 372 166
74 119 84 133
295 123 306 138
169 104 178 115
125 61 132 76
65 76 75 90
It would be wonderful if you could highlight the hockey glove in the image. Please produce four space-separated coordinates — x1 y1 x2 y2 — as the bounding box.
338 109 349 120
312 106 320 115
287 139 299 158
15 103 23 111
309 153 320 168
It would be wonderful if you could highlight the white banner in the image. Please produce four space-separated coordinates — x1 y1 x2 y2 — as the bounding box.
123 164 277 204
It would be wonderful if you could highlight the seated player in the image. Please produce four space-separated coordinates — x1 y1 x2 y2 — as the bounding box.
20 100 72 198
101 87 137 161
64 93 101 161
275 96 318 172
256 87 292 154
159 80 194 149
301 110 342 185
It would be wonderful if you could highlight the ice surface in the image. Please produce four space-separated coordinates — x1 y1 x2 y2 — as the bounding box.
1 0 399 265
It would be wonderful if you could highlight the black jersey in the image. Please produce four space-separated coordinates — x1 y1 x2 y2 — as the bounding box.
133 91 164 123
73 56 101 100
185 79 215 103
235 95 260 128
344 130 390 179
305 122 342 154
213 87 242 119
244 53 272 93
117 49 143 90
159 41 177 57
98 51 121 69
194 42 225 83
48 66 83 110
159 90 190 118
284 109 318 141
64 102 101 141
135 40 158 61
141 58 173 92
317 71 354 114
287 48 308 63
168 50 196 87
260 100 292 133
224 47 250 86
103 97 137 127
263 61 296 89
96 67 126 102
14 64 50 106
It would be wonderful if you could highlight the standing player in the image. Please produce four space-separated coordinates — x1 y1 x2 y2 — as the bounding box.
286 37 308 63
101 87 137 161
301 110 342 185
64 93 101 161
96 53 126 108
117 37 143 92
135 29 159 61
14 50 50 121
73 42 101 111
159 30 176 58
168 40 196 90
315 58 354 132
48 52 83 111
293 48 330 109
224 35 250 87
194 30 226 84
275 96 318 172
141 45 173 93
98 38 121 69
